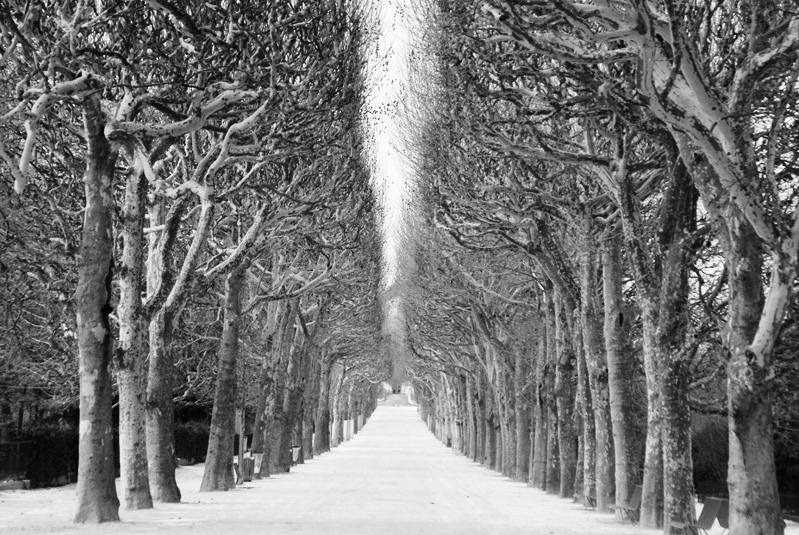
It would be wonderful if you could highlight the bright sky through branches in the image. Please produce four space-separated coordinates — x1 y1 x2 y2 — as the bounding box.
364 0 420 292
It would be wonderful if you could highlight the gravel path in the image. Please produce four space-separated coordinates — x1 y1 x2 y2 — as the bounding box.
1 402 794 534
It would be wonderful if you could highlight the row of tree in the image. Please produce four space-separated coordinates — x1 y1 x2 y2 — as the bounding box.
1 0 389 523
402 2 799 535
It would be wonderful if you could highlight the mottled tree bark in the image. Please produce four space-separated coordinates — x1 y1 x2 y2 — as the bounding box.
575 322 596 507
554 292 577 499
544 289 560 494
115 168 153 510
514 347 531 482
656 160 697 533
578 240 614 512
638 305 663 528
313 358 334 456
200 266 245 491
146 309 181 502
601 237 636 515
73 97 121 524
302 356 322 461
725 218 781 535
485 416 497 470
465 375 478 461
475 373 487 464
263 301 294 472
684 144 785 535
146 193 213 503
531 318 548 489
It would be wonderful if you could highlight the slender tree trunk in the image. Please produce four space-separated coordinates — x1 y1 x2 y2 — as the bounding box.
574 425 584 502
531 321 548 489
656 160 697 533
575 322 596 506
251 302 281 476
661 355 693 532
579 241 614 511
476 374 487 464
200 266 245 491
146 309 181 502
545 288 560 494
494 421 503 473
554 293 577 498
639 305 663 528
302 417 314 462
602 237 636 513
73 97 120 523
497 367 515 477
302 357 321 461
116 168 153 510
484 410 496 470
330 365 345 447
267 380 288 472
251 366 270 476
545 393 560 494
266 304 294 472
514 348 531 482
314 359 333 455
466 375 478 461
280 379 307 472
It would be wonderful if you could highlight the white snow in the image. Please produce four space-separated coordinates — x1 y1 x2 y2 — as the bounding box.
1 403 797 534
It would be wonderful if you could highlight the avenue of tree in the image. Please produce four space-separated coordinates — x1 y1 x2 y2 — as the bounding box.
1 2 799 535
1 0 387 522
407 2 799 535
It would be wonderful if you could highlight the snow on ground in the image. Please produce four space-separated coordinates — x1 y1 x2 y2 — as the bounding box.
1 403 797 535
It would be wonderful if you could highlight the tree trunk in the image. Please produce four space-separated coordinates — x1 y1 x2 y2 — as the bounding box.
302 417 313 462
251 302 281 475
726 219 783 535
602 237 637 513
144 190 212 503
575 322 596 506
302 357 321 462
251 369 269 476
267 388 287 472
146 309 181 502
682 144 785 535
514 348 531 482
656 160 697 533
544 292 560 494
545 287 560 494
579 240 614 512
639 304 663 528
484 411 496 470
545 392 560 494
280 380 307 472
554 293 577 499
264 303 294 472
476 374 487 463
494 421 503 473
466 375 478 461
531 322 548 489
496 366 515 477
73 97 121 524
314 359 333 455
115 168 153 510
330 365 345 447
200 266 245 491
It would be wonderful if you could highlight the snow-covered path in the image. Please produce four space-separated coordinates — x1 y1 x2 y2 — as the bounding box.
1 403 795 534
